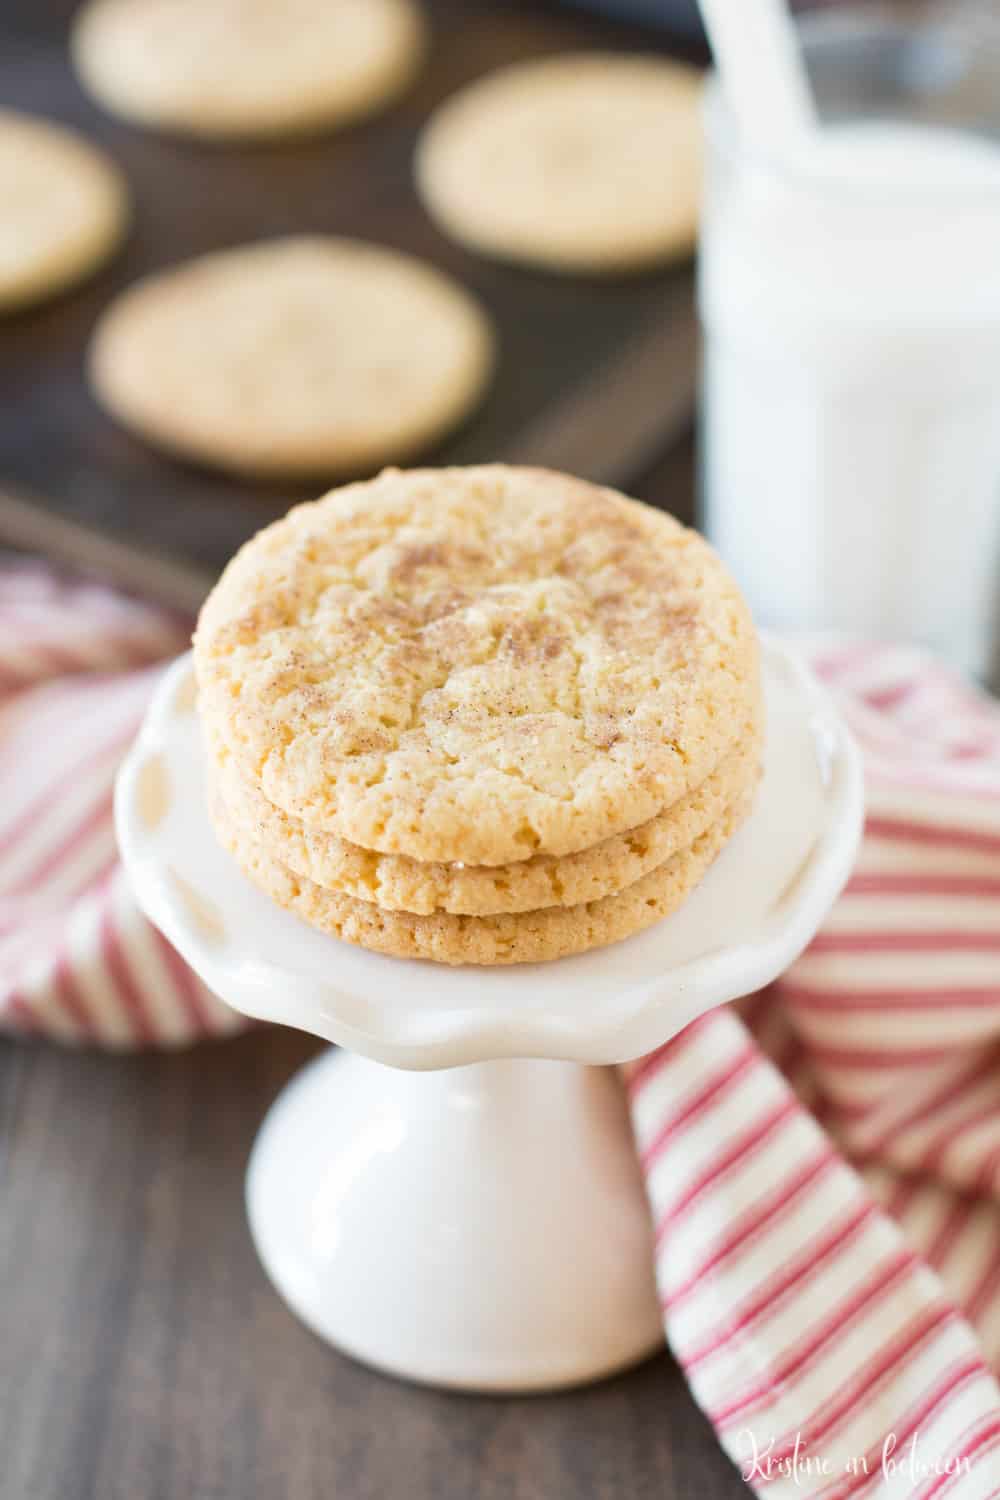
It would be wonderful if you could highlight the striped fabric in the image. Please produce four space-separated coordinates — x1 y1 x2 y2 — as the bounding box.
0 563 241 1043
628 642 1000 1496
4 567 1000 1495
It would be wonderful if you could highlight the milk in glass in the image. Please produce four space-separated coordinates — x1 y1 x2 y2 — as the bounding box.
700 115 1000 680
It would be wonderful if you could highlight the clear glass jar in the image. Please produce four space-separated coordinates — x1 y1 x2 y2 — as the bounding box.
698 2 1000 685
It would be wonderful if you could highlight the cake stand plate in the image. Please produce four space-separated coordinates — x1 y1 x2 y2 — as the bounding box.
115 639 863 1390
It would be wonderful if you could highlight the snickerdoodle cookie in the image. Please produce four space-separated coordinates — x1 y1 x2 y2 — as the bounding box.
0 109 127 312
208 730 759 915
415 54 703 274
210 785 752 965
194 465 760 866
89 238 493 478
72 0 425 140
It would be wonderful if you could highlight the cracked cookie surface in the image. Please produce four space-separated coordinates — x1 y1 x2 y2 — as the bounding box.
195 466 759 865
208 728 760 915
210 787 751 965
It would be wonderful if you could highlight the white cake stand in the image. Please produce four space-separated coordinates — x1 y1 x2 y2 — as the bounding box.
115 639 863 1392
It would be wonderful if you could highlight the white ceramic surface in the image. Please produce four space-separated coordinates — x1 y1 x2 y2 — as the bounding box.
114 637 864 1390
246 1050 665 1389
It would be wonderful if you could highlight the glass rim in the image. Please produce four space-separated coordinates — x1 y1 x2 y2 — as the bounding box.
703 2 1000 208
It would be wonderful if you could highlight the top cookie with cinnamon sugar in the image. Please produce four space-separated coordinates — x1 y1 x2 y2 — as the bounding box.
194 466 759 865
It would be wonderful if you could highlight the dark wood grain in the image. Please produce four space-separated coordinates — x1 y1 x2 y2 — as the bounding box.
0 1029 745 1500
0 0 699 606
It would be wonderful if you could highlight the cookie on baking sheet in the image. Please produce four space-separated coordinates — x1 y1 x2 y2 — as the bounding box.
88 237 493 478
71 0 426 140
194 465 760 865
415 53 703 275
0 109 127 313
210 787 751 966
207 729 761 915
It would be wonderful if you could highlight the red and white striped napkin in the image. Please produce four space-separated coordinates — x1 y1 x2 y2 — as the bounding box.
4 562 1000 1495
0 563 236 1043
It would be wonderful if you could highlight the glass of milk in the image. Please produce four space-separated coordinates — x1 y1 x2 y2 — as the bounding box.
699 4 1000 685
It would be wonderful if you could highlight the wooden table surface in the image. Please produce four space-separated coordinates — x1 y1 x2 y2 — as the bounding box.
0 1021 747 1500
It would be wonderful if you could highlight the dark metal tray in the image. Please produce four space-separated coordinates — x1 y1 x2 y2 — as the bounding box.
0 0 698 609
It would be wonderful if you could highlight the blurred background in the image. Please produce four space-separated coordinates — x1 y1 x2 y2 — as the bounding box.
1 0 710 609
5 0 1000 689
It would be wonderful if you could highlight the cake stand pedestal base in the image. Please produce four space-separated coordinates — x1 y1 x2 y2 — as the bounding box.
246 1048 664 1391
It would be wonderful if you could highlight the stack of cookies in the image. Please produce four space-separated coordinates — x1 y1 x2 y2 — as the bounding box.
194 466 763 966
